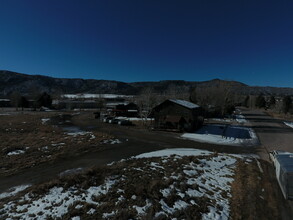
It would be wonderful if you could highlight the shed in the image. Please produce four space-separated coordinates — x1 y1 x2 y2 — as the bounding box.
275 154 293 199
153 99 203 132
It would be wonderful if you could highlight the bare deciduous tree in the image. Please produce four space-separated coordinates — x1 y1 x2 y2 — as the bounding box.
193 84 234 115
136 88 158 125
10 91 21 111
163 84 190 100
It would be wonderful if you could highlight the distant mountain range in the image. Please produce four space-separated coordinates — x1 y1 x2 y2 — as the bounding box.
0 70 293 97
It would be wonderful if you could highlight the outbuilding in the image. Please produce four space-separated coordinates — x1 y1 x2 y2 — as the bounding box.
153 99 203 132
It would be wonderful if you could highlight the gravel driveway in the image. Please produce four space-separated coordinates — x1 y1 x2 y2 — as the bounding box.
240 108 293 161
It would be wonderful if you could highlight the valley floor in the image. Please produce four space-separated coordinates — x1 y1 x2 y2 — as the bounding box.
0 108 292 219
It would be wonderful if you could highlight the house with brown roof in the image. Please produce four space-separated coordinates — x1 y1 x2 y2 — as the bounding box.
153 99 203 132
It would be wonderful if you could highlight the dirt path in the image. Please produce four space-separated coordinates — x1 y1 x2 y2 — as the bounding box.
239 108 293 161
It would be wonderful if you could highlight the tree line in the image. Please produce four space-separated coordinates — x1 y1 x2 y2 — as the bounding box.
9 91 52 110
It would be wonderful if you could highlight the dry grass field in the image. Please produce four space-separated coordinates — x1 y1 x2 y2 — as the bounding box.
0 111 111 176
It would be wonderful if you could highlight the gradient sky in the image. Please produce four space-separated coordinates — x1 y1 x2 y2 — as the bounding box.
0 0 293 87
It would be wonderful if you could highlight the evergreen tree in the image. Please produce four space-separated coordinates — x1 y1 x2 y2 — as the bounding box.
243 95 249 107
268 95 276 109
37 92 52 108
19 96 29 110
255 94 266 108
282 96 292 114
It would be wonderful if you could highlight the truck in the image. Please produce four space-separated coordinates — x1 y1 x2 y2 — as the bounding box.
269 150 293 200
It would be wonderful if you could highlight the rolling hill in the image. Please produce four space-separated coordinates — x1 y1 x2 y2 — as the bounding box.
0 70 292 97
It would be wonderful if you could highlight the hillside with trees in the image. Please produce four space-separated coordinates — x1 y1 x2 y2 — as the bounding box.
1 70 293 98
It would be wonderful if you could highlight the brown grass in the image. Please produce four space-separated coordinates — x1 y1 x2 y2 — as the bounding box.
0 112 112 176
230 160 279 220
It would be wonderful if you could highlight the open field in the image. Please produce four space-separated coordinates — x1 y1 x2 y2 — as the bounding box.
0 109 292 219
0 111 112 176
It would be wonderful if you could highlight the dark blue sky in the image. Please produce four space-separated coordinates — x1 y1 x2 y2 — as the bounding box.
0 0 293 87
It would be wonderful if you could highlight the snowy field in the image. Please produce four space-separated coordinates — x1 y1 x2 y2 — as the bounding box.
0 148 255 220
182 124 258 146
284 122 293 129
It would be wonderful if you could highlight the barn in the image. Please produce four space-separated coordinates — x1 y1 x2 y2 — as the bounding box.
153 99 203 132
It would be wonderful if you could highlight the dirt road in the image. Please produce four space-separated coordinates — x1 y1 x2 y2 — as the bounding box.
240 108 293 219
240 108 293 161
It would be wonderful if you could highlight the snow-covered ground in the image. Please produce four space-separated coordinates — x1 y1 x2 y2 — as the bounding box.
41 118 50 124
7 150 25 156
182 124 258 146
135 148 212 158
0 185 31 200
284 122 293 129
0 148 255 220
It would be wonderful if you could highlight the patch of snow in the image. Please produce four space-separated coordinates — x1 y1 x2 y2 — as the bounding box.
103 211 116 218
235 114 247 124
116 116 153 121
133 200 152 216
7 150 25 156
59 168 84 177
101 139 122 144
135 148 212 158
0 185 31 200
41 118 50 124
66 131 92 136
284 122 293 129
87 208 96 214
2 177 118 219
182 124 258 146
75 204 83 209
210 118 233 122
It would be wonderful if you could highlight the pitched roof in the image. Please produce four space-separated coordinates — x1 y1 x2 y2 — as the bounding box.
168 99 200 109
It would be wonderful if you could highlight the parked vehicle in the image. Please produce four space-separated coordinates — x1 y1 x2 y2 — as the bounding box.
270 150 293 200
103 116 114 123
109 118 120 124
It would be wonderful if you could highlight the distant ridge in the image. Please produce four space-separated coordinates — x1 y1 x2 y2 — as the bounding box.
0 70 293 96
